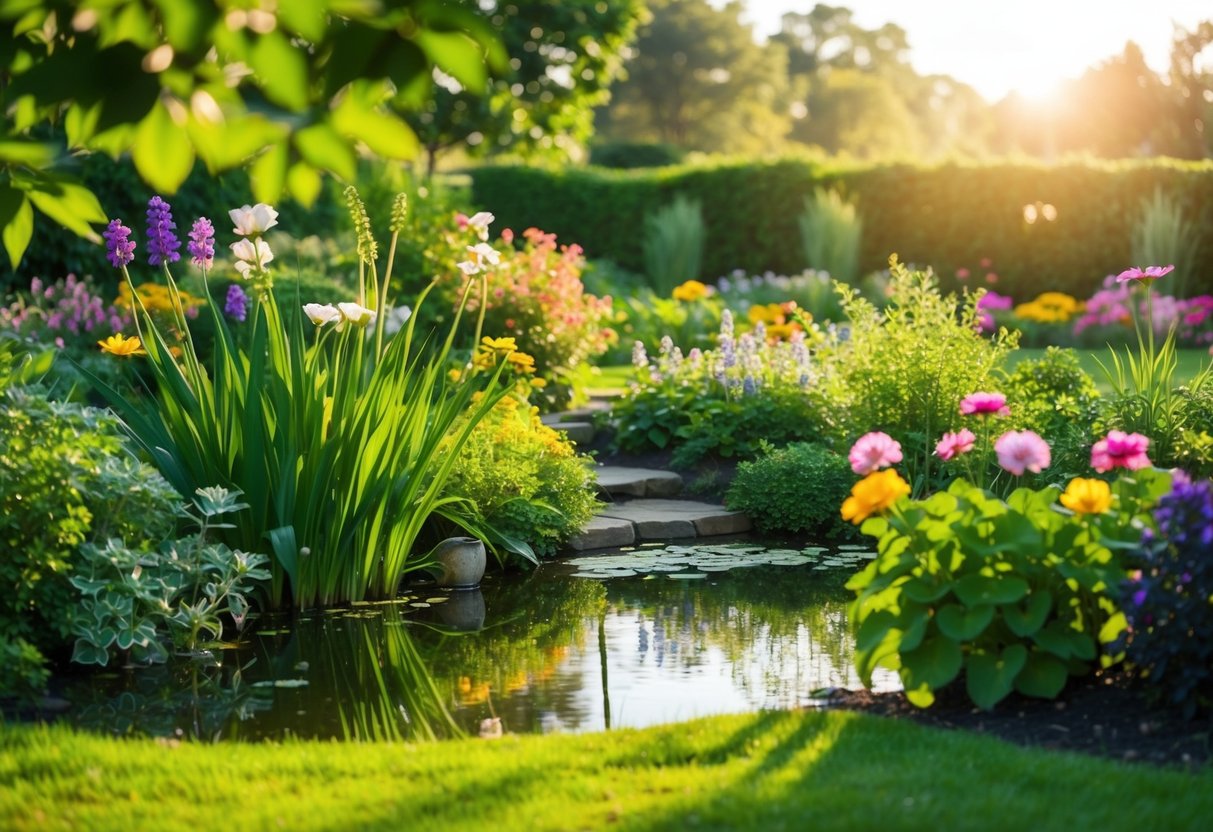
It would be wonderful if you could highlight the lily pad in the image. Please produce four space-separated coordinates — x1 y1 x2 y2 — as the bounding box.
668 572 709 580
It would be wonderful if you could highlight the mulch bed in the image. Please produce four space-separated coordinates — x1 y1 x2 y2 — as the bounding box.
819 671 1213 771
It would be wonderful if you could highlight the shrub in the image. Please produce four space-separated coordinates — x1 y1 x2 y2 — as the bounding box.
471 158 1213 300
725 443 854 538
798 188 862 284
425 218 616 410
847 469 1174 710
444 391 599 559
613 314 822 467
643 195 705 295
1120 472 1213 717
1132 188 1201 299
590 141 686 169
814 258 1017 492
0 386 180 689
1003 348 1102 480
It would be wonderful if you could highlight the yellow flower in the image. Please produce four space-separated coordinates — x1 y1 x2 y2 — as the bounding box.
529 377 548 389
840 469 910 524
507 351 536 373
765 323 801 340
448 368 463 383
480 336 517 354
1059 477 1112 515
97 333 147 357
672 280 710 302
747 303 785 325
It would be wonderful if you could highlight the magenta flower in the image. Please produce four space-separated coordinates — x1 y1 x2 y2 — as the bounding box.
1090 430 1151 473
978 291 1014 311
935 429 977 461
188 217 215 269
103 220 136 268
1116 265 1175 284
848 431 903 475
960 391 1009 417
145 196 181 266
995 430 1051 476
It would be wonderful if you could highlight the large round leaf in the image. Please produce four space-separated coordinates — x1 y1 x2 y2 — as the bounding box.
900 635 963 695
966 644 1028 710
1014 651 1069 699
954 574 1029 606
936 603 994 641
1002 591 1051 637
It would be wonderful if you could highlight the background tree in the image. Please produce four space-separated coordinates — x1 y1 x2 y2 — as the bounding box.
0 0 506 269
407 0 644 174
595 0 792 155
1168 20 1213 158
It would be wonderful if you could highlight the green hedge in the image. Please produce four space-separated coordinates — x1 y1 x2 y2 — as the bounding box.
470 158 1213 299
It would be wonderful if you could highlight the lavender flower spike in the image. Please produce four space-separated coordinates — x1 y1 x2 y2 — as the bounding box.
224 283 249 322
188 217 215 269
103 220 136 268
146 196 181 266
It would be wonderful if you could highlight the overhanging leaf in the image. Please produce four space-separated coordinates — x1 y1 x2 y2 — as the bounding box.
132 101 195 193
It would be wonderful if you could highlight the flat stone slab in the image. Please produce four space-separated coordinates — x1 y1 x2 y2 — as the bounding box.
595 466 683 498
597 499 751 540
548 421 594 445
565 516 636 551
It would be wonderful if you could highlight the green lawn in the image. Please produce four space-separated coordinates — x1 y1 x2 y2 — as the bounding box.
1008 348 1211 390
2 711 1210 831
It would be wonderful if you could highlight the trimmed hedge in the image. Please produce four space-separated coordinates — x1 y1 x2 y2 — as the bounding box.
470 158 1213 299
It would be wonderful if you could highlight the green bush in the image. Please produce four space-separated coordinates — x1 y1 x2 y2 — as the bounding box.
643 195 705 294
589 142 686 169
814 259 1017 492
1003 348 1102 481
847 469 1174 710
444 393 599 559
471 157 1213 299
0 386 180 689
1131 188 1201 298
725 443 854 538
799 188 862 284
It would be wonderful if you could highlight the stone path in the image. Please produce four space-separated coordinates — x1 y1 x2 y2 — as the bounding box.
563 466 751 552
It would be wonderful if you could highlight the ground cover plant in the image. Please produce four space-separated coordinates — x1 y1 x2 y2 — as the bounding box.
4 711 1213 832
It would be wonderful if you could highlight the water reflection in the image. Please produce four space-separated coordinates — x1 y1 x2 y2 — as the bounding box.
63 555 897 741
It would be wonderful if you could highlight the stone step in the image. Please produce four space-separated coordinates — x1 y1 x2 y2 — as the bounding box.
546 420 594 445
596 499 750 541
594 465 683 498
564 515 636 551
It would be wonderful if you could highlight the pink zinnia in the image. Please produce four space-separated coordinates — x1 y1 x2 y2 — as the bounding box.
1090 430 1151 473
995 430 1051 476
935 429 977 461
848 431 903 475
960 391 1009 417
1116 265 1175 284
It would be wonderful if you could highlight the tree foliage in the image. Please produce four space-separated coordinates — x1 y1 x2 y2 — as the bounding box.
0 0 507 268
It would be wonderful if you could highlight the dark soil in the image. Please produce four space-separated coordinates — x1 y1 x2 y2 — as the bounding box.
819 671 1213 771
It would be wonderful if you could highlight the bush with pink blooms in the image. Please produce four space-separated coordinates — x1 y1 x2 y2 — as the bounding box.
425 215 616 410
842 424 1176 711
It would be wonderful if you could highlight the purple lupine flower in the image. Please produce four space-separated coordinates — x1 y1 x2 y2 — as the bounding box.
224 283 249 322
188 217 215 269
103 220 136 268
146 196 181 266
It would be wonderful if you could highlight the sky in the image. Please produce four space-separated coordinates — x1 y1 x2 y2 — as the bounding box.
725 0 1212 101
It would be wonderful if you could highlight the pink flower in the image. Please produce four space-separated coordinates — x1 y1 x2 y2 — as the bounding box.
848 431 903 475
977 291 1014 311
956 267 970 280
1090 430 1151 473
995 430 1051 476
935 429 977 461
1116 265 1175 284
960 391 1009 417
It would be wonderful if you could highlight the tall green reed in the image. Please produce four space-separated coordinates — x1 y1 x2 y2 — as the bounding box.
93 193 515 609
798 188 863 285
643 194 705 296
1131 189 1199 299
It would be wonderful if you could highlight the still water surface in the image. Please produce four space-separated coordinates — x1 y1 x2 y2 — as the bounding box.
64 543 899 741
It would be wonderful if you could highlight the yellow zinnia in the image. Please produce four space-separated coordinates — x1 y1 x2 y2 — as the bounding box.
671 280 709 302
480 336 517 354
507 351 536 373
97 333 147 357
1059 477 1112 515
841 469 911 524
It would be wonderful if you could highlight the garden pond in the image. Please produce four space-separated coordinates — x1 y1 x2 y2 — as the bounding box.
58 541 901 742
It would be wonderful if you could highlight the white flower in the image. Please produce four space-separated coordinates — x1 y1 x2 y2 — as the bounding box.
229 203 279 236
384 305 412 336
302 303 340 326
467 242 500 266
230 238 273 279
467 211 494 241
337 302 376 327
456 260 481 276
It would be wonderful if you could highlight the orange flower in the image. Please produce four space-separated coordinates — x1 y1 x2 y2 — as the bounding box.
841 469 910 524
672 280 710 302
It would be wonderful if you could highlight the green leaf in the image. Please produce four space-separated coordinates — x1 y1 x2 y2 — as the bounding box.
901 577 951 604
293 123 356 181
0 187 33 268
132 102 195 193
966 644 1028 710
1098 610 1128 645
277 0 327 43
0 139 55 166
1003 591 1051 637
1033 622 1095 662
904 682 935 708
250 143 289 205
286 162 323 206
250 31 310 111
953 574 1029 606
153 0 218 53
26 182 103 242
414 29 487 92
900 635 963 697
1014 651 1068 699
71 640 110 667
332 94 418 160
268 526 299 597
936 603 994 641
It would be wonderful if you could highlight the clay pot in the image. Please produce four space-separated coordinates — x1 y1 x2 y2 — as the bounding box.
433 536 486 590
